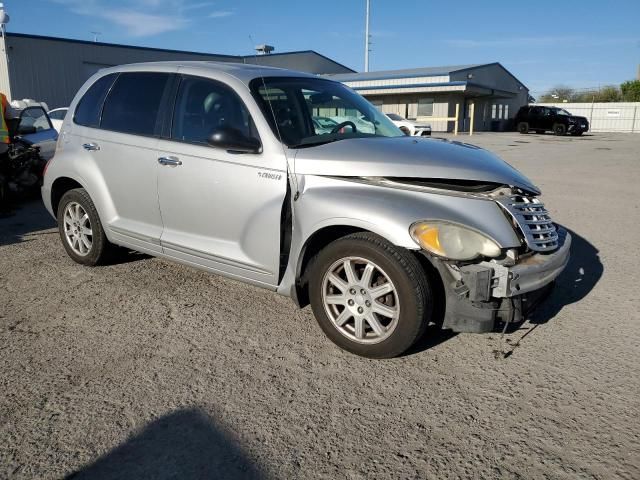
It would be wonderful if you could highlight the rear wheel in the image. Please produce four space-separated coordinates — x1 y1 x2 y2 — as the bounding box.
308 232 432 358
553 123 566 136
57 188 114 266
517 122 529 134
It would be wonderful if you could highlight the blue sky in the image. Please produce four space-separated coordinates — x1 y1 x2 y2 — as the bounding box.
3 0 639 96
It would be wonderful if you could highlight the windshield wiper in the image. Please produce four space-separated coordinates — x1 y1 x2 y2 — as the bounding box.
289 137 345 149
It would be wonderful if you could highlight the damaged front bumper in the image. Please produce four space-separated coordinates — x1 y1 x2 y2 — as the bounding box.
432 227 571 333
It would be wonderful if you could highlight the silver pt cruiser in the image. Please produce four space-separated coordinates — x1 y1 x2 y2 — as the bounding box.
42 62 571 358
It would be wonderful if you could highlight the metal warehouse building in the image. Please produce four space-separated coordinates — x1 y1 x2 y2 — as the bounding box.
329 63 529 133
0 32 354 109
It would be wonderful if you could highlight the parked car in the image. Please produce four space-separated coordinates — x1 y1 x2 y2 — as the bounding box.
515 106 589 136
386 113 431 136
42 62 570 358
329 115 376 134
48 107 68 132
312 116 339 134
9 100 58 160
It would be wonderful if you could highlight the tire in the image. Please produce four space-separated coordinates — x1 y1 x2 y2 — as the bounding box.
517 122 529 134
308 232 432 358
553 123 566 136
57 188 114 266
399 126 411 136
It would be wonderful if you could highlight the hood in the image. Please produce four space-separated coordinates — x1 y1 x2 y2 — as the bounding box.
294 136 540 194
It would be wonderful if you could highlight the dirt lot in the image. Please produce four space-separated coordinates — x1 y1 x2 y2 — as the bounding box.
1 132 639 479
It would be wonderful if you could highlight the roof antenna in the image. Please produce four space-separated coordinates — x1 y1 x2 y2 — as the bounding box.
248 35 300 201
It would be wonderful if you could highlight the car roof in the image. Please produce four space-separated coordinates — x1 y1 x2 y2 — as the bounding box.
100 61 319 84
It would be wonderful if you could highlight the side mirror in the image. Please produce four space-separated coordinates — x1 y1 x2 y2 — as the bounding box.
17 125 37 135
207 127 261 153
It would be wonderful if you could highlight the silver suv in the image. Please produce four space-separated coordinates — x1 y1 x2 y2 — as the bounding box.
42 62 570 358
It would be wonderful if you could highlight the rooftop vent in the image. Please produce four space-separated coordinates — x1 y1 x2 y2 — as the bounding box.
255 44 274 55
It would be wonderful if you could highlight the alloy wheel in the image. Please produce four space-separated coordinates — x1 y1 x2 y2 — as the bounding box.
321 256 400 344
63 202 93 256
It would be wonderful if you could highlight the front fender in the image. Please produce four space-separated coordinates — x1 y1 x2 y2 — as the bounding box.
276 174 521 299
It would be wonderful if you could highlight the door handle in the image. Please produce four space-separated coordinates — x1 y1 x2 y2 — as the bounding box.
158 156 182 166
82 142 100 151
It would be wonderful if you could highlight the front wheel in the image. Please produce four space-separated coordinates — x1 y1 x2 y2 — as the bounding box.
308 232 432 358
553 123 566 135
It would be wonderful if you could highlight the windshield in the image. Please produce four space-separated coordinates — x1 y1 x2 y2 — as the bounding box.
386 113 404 121
250 77 404 148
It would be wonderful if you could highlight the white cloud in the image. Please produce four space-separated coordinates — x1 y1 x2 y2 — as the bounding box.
102 10 188 37
49 0 229 37
208 10 233 18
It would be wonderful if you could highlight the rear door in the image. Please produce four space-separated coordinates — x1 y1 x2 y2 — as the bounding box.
528 106 542 129
69 70 175 253
156 74 287 287
539 107 554 130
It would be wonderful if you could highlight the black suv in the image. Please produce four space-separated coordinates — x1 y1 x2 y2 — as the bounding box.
515 106 589 136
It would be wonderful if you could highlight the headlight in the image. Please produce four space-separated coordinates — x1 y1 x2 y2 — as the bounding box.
410 221 501 260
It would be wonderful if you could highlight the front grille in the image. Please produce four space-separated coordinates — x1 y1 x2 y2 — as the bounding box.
496 194 559 252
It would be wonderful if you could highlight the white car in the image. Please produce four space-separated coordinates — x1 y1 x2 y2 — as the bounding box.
386 113 431 136
48 107 68 133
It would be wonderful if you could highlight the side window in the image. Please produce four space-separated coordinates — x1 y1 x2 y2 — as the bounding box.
49 109 67 121
101 72 172 136
172 76 255 145
74 73 118 127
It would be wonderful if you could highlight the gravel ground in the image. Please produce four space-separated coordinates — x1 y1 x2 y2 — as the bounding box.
1 132 639 479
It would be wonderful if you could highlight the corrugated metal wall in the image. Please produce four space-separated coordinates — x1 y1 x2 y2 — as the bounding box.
1 35 353 109
536 103 640 133
4 35 237 108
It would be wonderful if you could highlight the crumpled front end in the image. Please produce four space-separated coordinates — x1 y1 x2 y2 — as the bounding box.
426 189 571 333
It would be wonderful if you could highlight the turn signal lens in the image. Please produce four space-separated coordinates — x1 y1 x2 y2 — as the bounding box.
410 221 501 261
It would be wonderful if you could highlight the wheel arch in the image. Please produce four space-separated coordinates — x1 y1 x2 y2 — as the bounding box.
293 221 424 308
51 176 86 216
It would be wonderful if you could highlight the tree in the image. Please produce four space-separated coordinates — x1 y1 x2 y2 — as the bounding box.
594 85 622 102
539 85 575 103
621 80 640 101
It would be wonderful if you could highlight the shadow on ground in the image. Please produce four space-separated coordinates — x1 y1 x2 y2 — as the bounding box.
0 199 56 247
499 227 603 357
64 408 265 480
529 227 602 324
0 199 150 264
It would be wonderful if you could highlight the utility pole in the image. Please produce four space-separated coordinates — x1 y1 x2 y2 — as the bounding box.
364 0 370 72
91 31 101 43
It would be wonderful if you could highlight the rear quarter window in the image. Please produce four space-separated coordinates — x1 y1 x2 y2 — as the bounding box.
101 72 172 137
74 73 118 128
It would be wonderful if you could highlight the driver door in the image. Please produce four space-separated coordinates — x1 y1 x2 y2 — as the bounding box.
156 74 287 287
